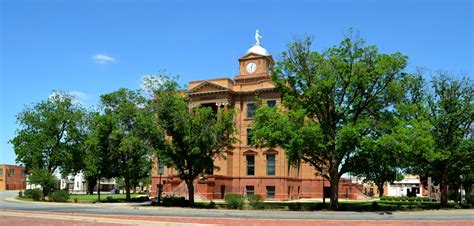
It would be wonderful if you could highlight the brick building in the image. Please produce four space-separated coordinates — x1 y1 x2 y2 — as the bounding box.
0 164 27 190
151 38 363 201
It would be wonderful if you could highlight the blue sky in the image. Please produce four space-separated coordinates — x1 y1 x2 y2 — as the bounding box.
1 0 472 165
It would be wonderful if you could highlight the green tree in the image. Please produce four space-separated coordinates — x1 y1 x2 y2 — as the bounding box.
83 112 120 198
349 72 431 197
410 74 473 207
148 76 237 206
350 135 400 197
252 35 408 210
97 88 164 201
11 91 87 189
27 168 59 198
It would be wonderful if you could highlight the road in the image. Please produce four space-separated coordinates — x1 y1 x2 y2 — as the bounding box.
1 191 473 225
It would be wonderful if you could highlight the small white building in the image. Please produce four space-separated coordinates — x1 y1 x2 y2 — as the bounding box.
60 172 117 192
387 175 423 197
26 171 117 193
59 172 87 192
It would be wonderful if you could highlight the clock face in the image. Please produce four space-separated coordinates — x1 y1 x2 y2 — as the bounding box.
246 62 257 73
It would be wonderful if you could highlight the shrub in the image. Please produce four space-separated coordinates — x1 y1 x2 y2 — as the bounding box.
224 194 245 209
408 197 416 202
448 190 459 201
130 196 150 202
310 203 326 211
248 194 264 210
18 191 23 197
162 196 189 207
288 202 303 211
73 197 78 203
465 193 474 205
208 201 216 209
24 188 44 201
379 196 387 201
51 190 70 202
106 196 114 202
372 201 379 211
27 169 58 197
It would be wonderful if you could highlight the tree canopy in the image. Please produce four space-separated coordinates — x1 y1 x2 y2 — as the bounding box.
148 76 237 206
11 91 88 175
253 35 408 210
90 88 165 201
407 73 473 206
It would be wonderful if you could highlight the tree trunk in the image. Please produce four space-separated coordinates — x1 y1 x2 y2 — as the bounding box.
377 182 384 197
186 180 195 207
87 179 97 195
97 179 101 201
329 168 339 210
440 167 448 207
440 180 448 207
125 177 131 202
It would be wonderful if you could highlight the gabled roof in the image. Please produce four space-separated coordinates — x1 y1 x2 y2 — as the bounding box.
188 81 230 94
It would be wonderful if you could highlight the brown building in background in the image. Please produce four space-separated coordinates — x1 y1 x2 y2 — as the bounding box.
0 164 27 190
151 39 363 201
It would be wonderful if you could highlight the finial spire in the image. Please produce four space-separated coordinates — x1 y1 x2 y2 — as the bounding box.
255 29 263 45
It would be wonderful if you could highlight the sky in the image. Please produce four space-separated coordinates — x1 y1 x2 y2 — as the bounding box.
0 0 473 165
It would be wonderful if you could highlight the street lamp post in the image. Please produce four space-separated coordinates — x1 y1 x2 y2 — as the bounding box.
157 161 164 205
322 168 325 208
459 175 464 204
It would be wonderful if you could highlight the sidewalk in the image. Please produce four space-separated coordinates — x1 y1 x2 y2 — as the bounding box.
1 209 473 226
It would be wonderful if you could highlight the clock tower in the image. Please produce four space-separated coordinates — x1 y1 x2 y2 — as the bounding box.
236 31 274 80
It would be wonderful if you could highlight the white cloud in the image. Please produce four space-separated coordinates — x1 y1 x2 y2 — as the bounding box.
92 54 116 64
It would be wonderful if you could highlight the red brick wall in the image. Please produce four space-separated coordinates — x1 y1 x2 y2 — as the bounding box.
0 165 26 191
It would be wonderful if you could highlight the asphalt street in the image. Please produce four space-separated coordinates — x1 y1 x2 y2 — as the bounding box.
1 191 473 221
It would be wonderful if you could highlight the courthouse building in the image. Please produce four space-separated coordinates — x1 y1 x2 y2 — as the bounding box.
151 36 363 200
0 164 27 191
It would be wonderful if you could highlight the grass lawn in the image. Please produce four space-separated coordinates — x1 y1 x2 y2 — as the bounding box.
16 193 143 203
16 196 34 202
69 193 141 203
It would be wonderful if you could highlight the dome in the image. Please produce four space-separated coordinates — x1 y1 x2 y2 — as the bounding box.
246 44 270 56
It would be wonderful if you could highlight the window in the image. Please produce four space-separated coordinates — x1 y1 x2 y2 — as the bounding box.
266 186 275 199
267 100 276 108
0 169 3 175
246 186 254 197
77 182 79 187
7 169 14 177
246 155 255 176
266 154 275 176
247 129 253 146
247 103 255 118
201 103 218 115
